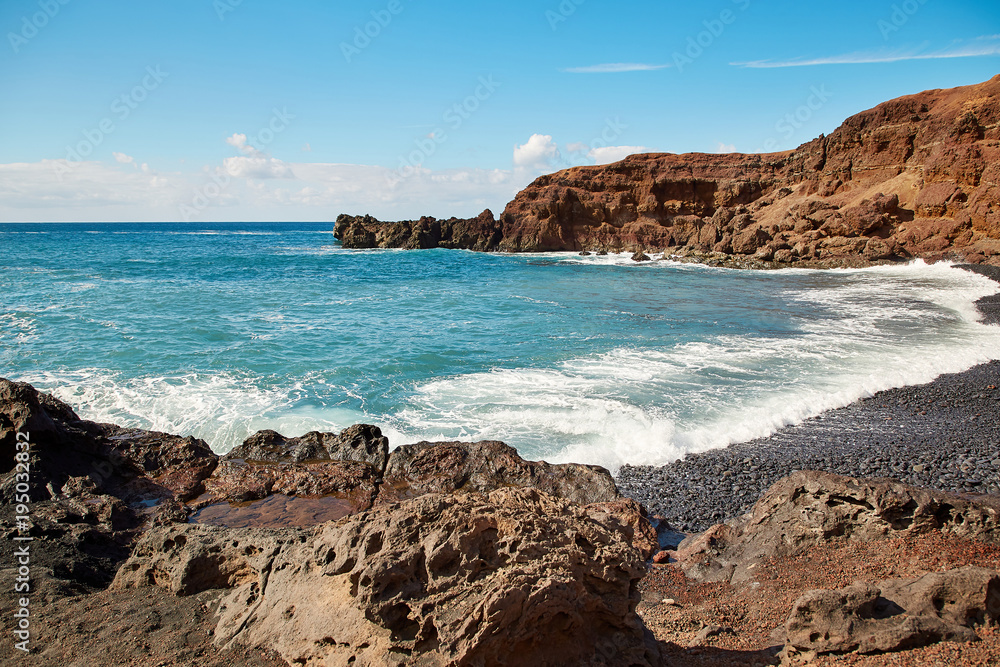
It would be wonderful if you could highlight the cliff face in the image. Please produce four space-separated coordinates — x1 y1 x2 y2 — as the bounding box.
337 74 1000 266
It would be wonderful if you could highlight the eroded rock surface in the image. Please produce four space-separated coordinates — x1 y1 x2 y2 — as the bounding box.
780 566 1000 662
676 470 1000 584
0 378 220 588
114 488 662 667
376 439 620 506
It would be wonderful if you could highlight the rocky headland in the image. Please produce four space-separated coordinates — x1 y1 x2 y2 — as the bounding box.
2 374 999 666
335 74 1000 268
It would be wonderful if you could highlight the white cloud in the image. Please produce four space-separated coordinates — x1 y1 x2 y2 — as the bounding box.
223 156 295 179
113 152 135 165
715 142 736 153
587 145 649 165
0 157 533 222
513 134 561 170
563 63 671 73
225 133 259 156
301 143 312 152
565 142 590 154
733 36 1000 68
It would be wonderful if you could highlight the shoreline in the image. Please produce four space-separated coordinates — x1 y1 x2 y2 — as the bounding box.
617 263 1000 532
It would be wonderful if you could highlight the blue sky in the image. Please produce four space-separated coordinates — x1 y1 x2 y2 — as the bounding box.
1 0 998 222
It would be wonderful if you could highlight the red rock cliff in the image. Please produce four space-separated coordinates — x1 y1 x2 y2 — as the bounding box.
496 74 1000 265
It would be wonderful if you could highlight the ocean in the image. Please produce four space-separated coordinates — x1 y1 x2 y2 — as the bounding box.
2 221 999 471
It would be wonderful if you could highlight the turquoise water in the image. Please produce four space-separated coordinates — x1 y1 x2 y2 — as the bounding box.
3 221 1000 470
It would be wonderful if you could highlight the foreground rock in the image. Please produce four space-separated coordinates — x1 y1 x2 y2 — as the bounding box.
780 567 1000 662
337 75 1000 266
376 439 619 505
1 377 651 589
643 470 1000 663
0 378 219 588
675 470 1000 584
114 488 662 666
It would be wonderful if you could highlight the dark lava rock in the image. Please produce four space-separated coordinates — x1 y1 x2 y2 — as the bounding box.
226 423 389 474
377 439 621 506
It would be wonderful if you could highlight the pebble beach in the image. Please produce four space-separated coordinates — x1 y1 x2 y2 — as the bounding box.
617 264 1000 532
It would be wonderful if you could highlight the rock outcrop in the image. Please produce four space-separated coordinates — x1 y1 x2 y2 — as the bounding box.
1 378 650 588
674 470 1000 584
227 424 389 472
376 439 620 506
335 75 1000 266
113 488 662 666
780 567 1000 661
334 209 502 251
0 378 219 587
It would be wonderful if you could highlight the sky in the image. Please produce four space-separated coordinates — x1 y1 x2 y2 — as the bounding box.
1 0 999 223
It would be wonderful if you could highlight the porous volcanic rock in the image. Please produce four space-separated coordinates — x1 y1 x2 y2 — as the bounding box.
780 566 1000 662
585 497 660 561
113 487 663 667
675 470 1000 584
226 424 389 473
1 378 218 505
375 439 621 506
0 378 220 588
338 75 1000 266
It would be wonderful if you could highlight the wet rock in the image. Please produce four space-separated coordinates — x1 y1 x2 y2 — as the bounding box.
0 378 219 589
226 423 389 474
631 251 652 262
200 458 380 511
376 439 620 506
114 488 661 667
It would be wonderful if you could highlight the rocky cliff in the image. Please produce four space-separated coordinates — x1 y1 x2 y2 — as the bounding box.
336 74 1000 266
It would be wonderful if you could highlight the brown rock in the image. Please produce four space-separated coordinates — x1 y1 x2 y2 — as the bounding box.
339 75 1000 266
114 488 661 666
200 458 380 509
226 423 389 474
652 550 672 564
676 470 1000 583
376 439 620 506
1 377 218 504
585 497 659 559
782 567 1000 660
